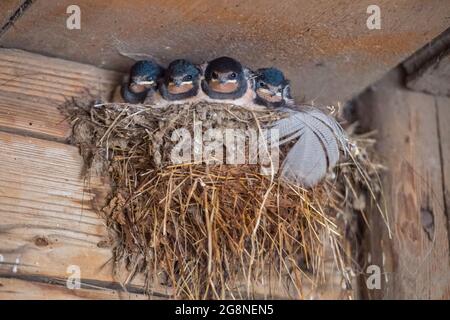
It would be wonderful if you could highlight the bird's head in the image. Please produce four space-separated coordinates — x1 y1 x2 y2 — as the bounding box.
202 57 247 99
129 60 163 93
254 68 292 108
163 59 201 96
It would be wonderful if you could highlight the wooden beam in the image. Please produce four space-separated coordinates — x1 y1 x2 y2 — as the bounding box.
436 96 450 255
0 48 121 140
0 277 150 300
406 50 450 97
0 131 156 299
0 1 25 37
0 131 110 280
355 69 450 299
0 49 157 299
403 29 450 76
404 29 450 97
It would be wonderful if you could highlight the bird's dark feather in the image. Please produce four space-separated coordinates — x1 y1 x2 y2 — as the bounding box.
159 81 200 101
256 68 288 87
202 57 248 99
130 60 163 80
120 84 150 104
159 59 201 101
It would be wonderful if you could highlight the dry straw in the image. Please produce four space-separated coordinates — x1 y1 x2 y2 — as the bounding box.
61 99 386 299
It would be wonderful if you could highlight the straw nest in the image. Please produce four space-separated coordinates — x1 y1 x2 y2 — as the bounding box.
61 99 385 299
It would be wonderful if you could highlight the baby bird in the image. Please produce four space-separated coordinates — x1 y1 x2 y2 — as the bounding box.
255 68 348 187
158 59 202 104
201 56 255 106
120 60 163 104
254 67 293 108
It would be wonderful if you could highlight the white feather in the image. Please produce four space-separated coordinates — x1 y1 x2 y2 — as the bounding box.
268 105 348 187
281 127 328 187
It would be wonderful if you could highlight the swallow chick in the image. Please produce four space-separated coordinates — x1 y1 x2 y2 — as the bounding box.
120 60 164 104
254 67 293 108
158 59 202 104
201 56 255 106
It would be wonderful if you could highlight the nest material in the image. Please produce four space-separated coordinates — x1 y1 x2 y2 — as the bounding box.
61 99 385 299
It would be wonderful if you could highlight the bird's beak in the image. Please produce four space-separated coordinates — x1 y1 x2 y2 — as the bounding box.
167 78 194 94
172 79 183 87
257 87 283 102
267 85 282 97
272 91 282 97
171 80 193 87
209 78 239 93
134 79 155 86
210 73 237 85
220 77 237 85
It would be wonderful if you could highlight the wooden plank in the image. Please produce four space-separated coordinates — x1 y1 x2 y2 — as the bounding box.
0 49 158 299
406 50 450 97
0 277 150 300
403 28 450 76
0 131 156 298
0 1 449 106
436 96 450 255
355 69 450 299
0 1 23 31
0 131 111 281
0 48 122 140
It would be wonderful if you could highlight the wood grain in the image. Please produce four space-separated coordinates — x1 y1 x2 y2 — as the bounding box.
405 29 450 97
0 49 158 299
407 50 450 97
0 277 150 300
0 131 154 299
0 48 121 140
0 1 22 29
0 131 110 280
355 69 450 299
436 96 450 256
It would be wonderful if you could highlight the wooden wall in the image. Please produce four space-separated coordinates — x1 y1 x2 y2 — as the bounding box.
354 68 450 299
0 48 151 299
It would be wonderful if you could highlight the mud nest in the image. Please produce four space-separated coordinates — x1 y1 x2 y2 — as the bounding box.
61 99 385 299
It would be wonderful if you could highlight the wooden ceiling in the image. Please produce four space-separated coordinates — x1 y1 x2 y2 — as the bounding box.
0 0 449 105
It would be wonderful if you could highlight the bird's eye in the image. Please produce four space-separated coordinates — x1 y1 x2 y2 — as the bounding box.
230 72 237 79
212 72 218 79
259 81 266 87
184 75 193 81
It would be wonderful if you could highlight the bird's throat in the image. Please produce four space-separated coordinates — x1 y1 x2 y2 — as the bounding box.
201 79 247 100
210 81 239 93
167 83 194 94
160 82 198 101
130 83 149 94
257 90 283 103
